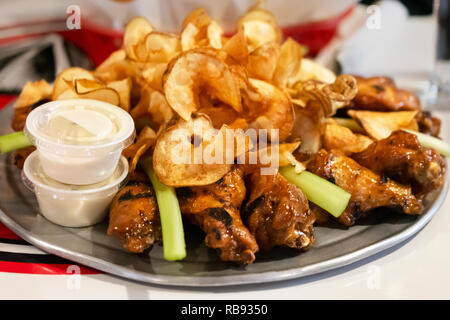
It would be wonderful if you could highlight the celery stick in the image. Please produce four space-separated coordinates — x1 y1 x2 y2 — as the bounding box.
279 167 351 218
0 132 32 154
333 118 364 133
141 157 186 261
403 129 450 158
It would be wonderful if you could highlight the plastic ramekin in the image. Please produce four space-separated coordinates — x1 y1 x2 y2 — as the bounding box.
24 99 135 185
22 151 128 228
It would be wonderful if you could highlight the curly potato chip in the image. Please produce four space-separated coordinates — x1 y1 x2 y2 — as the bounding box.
206 20 224 49
163 48 243 120
74 78 104 94
123 126 157 173
237 3 282 52
348 110 419 140
14 79 52 109
323 123 373 154
273 38 303 88
11 79 52 131
182 7 211 31
294 58 336 84
245 78 294 141
123 17 153 60
95 49 127 73
136 31 180 63
246 41 279 81
181 23 199 51
107 78 132 111
152 115 232 186
223 27 248 63
292 75 357 117
52 68 95 100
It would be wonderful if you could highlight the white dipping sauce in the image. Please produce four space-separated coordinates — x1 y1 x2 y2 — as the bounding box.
23 151 128 227
25 99 135 185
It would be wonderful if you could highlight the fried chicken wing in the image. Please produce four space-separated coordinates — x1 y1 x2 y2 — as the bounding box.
416 111 441 137
307 149 423 226
352 130 446 198
178 166 259 264
352 76 421 112
108 182 162 253
243 171 315 251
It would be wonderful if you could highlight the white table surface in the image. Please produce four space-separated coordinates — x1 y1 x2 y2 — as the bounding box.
1 111 449 300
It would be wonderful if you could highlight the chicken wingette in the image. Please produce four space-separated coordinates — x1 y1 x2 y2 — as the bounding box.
108 182 162 253
243 171 315 251
307 149 423 226
352 130 446 198
178 166 259 264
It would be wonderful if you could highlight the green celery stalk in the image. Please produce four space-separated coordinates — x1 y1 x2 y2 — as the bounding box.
333 118 364 133
279 167 351 218
403 129 450 157
0 132 32 154
141 157 186 261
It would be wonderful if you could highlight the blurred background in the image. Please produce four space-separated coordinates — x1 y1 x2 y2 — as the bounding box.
0 0 448 108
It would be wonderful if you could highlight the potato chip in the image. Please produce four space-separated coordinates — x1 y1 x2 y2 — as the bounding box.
123 126 157 173
107 78 132 111
348 110 419 140
323 123 373 154
293 58 336 84
58 82 121 106
95 49 127 73
148 90 173 128
123 17 153 60
52 67 95 100
180 23 199 51
141 62 167 91
246 41 279 81
163 48 243 121
246 78 294 141
290 99 324 156
273 38 302 88
237 2 282 51
207 20 224 49
292 75 357 117
223 27 248 63
136 31 181 63
182 8 211 31
74 78 104 94
152 115 232 186
14 79 52 109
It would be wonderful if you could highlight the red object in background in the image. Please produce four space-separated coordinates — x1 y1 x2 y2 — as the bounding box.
58 6 354 66
0 261 99 275
283 6 354 56
0 222 22 240
0 95 16 111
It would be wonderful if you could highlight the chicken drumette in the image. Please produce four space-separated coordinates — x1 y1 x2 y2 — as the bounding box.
178 166 259 264
352 130 446 198
243 171 315 252
108 182 162 253
307 149 423 226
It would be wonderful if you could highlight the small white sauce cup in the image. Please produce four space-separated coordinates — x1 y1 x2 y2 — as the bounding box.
24 99 135 185
22 151 128 228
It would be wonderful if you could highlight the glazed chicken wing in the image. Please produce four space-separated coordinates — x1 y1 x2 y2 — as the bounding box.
352 130 446 198
178 166 259 264
243 171 315 251
352 76 421 112
416 111 441 137
108 182 162 253
307 149 423 226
